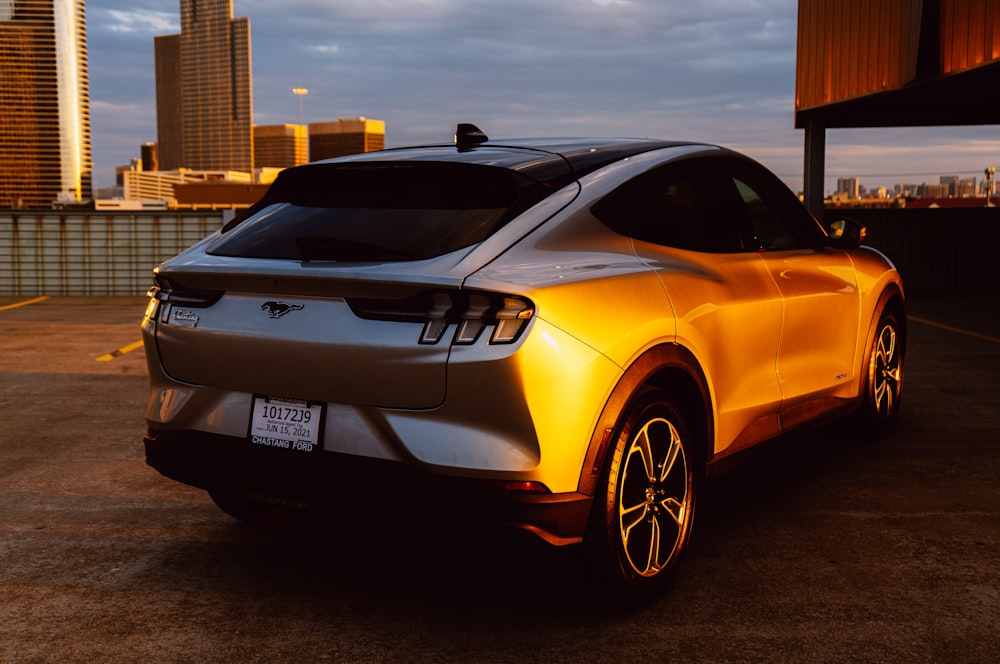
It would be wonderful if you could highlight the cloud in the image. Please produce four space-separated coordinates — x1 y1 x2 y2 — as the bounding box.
83 0 999 194
104 9 179 34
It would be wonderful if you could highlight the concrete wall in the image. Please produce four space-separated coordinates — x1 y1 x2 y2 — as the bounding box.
0 211 224 296
825 207 1000 296
2 208 996 297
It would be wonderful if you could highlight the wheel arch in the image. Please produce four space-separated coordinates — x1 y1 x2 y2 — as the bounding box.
577 343 714 496
861 282 907 381
852 282 907 430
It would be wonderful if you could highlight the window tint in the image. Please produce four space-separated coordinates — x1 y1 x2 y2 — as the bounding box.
732 178 801 250
593 162 744 253
208 162 549 261
727 161 824 251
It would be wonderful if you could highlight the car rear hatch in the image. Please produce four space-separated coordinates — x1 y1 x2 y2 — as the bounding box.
149 157 563 409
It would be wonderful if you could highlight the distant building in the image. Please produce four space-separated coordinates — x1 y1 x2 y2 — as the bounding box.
155 0 253 172
141 142 159 172
906 196 996 209
173 181 269 208
919 182 950 198
939 175 959 197
309 118 385 161
836 177 860 199
94 199 170 211
121 165 253 207
254 124 308 169
957 177 977 198
0 0 92 208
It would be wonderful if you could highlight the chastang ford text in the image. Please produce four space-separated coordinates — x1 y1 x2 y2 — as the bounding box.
251 435 315 452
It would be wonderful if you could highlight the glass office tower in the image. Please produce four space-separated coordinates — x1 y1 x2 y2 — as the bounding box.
0 0 92 207
156 0 253 172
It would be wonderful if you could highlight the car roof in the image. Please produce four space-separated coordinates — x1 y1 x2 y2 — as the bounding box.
314 137 704 187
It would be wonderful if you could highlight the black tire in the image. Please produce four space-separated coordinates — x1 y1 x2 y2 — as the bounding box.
858 309 904 434
587 389 698 599
208 489 269 521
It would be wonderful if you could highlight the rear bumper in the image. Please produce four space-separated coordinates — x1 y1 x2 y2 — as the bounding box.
144 429 593 546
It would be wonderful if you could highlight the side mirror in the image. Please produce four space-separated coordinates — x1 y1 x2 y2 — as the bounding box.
827 218 866 249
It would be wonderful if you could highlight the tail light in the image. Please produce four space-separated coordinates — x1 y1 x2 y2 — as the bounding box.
144 274 224 330
348 290 535 346
148 274 224 307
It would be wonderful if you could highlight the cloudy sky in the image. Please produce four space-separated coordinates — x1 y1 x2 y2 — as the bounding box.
86 0 998 192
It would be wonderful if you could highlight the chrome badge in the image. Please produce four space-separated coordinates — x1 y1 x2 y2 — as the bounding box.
170 308 200 328
261 301 304 319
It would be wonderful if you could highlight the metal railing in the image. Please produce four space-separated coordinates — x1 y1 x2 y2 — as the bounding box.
0 211 224 296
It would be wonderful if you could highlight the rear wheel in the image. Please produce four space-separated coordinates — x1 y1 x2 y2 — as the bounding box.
588 389 698 599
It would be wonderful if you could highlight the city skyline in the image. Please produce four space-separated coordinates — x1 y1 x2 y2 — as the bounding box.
78 1 1000 192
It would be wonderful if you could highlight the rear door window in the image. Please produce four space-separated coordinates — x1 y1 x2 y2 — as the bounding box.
723 160 826 251
592 160 746 253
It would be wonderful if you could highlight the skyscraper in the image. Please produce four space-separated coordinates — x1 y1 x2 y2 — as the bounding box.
154 33 183 171
0 0 92 208
156 0 253 172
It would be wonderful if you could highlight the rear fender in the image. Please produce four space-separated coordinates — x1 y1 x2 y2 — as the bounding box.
577 344 713 496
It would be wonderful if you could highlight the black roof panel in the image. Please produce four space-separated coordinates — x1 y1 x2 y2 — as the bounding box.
319 138 696 186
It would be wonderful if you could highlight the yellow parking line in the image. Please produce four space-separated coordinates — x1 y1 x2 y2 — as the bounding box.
909 316 1000 344
97 340 144 362
0 296 49 311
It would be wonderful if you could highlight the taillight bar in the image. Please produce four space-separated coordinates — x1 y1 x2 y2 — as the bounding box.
348 290 535 346
148 275 224 308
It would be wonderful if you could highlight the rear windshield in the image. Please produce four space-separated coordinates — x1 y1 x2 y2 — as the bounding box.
207 162 552 261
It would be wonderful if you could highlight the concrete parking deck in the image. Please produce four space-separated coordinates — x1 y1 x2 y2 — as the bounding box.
0 296 997 662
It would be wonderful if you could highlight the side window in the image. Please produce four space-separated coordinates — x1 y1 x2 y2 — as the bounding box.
733 178 800 250
728 162 825 251
593 163 744 253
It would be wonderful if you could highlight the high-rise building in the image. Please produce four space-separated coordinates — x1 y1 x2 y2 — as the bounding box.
154 33 183 170
957 177 977 198
141 142 159 172
836 177 859 199
254 124 308 169
156 0 253 172
309 118 385 161
919 182 950 199
939 175 960 197
0 0 92 208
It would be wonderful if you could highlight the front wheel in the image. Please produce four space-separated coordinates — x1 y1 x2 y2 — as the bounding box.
858 310 904 434
587 389 698 599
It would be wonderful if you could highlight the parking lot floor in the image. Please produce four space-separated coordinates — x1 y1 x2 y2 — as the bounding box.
0 295 997 663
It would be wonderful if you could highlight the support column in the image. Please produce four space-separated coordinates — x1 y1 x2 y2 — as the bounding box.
803 113 826 220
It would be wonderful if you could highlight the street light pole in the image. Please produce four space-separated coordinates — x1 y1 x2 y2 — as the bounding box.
292 87 309 126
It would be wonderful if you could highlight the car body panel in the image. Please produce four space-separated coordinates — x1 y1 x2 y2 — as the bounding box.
154 291 451 409
392 317 621 487
763 247 861 403
141 134 905 549
633 243 785 456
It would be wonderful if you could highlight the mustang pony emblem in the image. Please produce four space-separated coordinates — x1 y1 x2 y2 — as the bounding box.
260 301 304 319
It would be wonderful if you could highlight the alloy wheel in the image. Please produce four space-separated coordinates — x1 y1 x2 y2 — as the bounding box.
617 416 691 577
872 321 902 420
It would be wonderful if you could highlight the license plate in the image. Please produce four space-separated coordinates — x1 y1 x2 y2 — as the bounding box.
248 396 324 453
